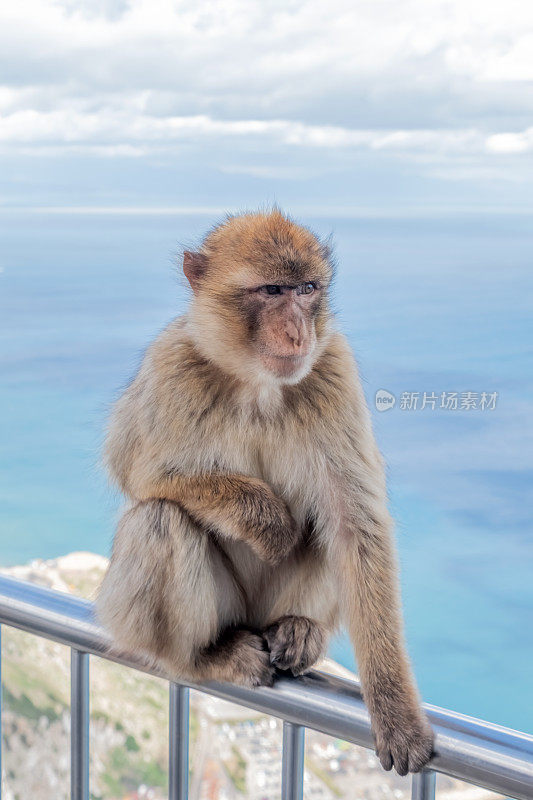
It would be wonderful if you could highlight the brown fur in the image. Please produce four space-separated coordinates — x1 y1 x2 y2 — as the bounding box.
97 209 433 775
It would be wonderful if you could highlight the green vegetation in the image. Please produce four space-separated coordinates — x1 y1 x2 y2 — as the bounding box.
3 685 61 723
125 734 140 752
91 710 112 726
103 745 167 796
2 658 68 712
143 693 165 711
224 745 247 794
138 759 167 788
101 768 122 798
306 757 343 797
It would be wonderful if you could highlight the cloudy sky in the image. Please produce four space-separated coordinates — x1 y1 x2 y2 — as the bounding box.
1 0 532 212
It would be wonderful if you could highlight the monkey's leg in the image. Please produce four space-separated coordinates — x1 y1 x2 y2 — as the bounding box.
97 500 275 687
97 500 240 675
263 615 326 675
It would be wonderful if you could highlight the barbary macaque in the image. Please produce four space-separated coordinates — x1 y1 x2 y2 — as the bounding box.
97 209 434 775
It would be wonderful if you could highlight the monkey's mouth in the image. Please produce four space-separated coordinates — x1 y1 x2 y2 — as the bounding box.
260 352 311 380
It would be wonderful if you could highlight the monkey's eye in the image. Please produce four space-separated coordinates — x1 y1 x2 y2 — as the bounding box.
298 282 316 295
261 285 282 295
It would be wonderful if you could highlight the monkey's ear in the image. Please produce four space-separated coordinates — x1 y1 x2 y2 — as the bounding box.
183 251 208 293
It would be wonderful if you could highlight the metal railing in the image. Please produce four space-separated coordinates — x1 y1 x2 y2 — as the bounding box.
0 574 532 800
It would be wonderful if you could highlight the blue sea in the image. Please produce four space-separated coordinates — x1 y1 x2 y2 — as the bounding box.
1 209 532 733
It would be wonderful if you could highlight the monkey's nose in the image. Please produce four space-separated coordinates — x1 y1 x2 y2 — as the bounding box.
285 320 304 349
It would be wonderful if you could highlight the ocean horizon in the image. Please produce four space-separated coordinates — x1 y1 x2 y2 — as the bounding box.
1 208 532 734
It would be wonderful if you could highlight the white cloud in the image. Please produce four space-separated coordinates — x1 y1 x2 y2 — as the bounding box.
486 129 533 154
0 106 518 161
2 0 531 85
0 0 532 191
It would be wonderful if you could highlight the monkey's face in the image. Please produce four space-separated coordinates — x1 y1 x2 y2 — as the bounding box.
185 211 333 387
237 280 324 382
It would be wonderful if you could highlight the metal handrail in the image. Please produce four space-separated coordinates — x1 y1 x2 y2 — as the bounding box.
0 574 531 800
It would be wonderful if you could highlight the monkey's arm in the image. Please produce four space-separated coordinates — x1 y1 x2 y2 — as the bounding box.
322 337 433 774
336 503 433 775
133 470 298 565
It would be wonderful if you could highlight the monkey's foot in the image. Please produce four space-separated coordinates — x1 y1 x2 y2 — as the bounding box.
373 708 434 776
198 628 275 688
263 615 325 676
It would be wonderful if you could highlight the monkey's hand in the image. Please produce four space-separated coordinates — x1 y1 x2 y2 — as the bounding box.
240 479 299 565
370 696 434 776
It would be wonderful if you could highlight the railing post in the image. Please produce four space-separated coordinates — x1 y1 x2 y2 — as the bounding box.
169 683 189 800
70 649 89 800
282 722 305 800
412 769 436 800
